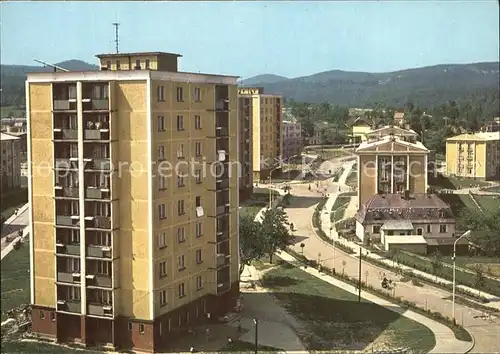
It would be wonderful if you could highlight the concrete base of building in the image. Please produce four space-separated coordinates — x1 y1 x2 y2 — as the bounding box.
30 282 240 352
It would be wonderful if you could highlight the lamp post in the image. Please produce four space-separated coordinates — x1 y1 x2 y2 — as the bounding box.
330 224 336 274
253 318 259 354
453 230 471 325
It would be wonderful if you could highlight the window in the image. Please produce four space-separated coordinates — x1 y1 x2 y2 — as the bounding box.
106 61 111 69
178 255 185 270
176 87 184 101
128 322 133 331
177 200 185 215
159 261 167 278
158 145 165 160
135 59 141 69
157 86 165 101
158 204 167 219
51 312 56 322
158 232 167 249
427 225 431 233
116 60 121 70
177 175 185 187
195 142 201 157
196 276 203 290
177 227 185 243
194 115 201 129
157 116 165 131
145 59 150 69
196 249 202 264
195 196 201 208
417 228 423 236
196 222 202 237
68 286 81 300
177 115 184 131
373 225 381 234
69 258 80 272
194 87 201 101
177 144 184 159
40 311 45 320
179 283 185 298
139 324 145 334
97 260 111 275
160 290 167 307
195 170 202 184
159 176 167 191
439 225 447 233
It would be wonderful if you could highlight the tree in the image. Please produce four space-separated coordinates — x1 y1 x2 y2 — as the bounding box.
472 264 486 297
260 207 294 263
431 251 443 281
239 214 266 275
458 207 500 256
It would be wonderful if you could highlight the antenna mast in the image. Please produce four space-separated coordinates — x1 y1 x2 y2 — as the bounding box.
33 59 69 72
112 22 120 53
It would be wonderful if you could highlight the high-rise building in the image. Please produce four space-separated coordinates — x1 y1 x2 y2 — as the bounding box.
1 132 22 192
26 51 240 352
446 132 500 180
237 95 253 202
237 88 283 182
282 121 302 160
356 126 429 208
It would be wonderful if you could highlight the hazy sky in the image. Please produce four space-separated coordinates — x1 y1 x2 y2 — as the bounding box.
1 1 499 78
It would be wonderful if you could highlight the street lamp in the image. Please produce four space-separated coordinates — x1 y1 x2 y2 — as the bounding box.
253 318 259 354
452 230 471 325
330 224 336 274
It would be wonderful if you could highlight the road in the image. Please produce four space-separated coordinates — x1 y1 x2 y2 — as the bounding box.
1 204 29 258
282 159 500 354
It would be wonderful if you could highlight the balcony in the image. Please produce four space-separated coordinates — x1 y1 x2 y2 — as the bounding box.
84 158 111 171
216 179 230 190
82 99 109 111
88 302 113 317
56 243 80 256
86 245 112 259
53 129 78 140
56 214 79 227
216 127 229 138
85 216 111 230
216 254 230 268
215 204 230 216
84 129 109 141
57 271 81 284
57 299 81 313
55 186 79 198
85 187 110 200
86 274 112 288
55 158 78 169
216 267 231 295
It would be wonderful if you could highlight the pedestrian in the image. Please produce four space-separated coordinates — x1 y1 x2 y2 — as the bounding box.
237 320 242 334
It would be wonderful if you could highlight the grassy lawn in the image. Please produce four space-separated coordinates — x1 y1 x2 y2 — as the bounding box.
437 193 479 215
442 256 500 278
389 251 500 297
330 192 356 222
0 340 102 353
219 340 283 353
0 187 28 220
240 203 266 219
430 174 490 190
260 259 436 352
482 186 500 193
472 194 500 211
1 241 30 321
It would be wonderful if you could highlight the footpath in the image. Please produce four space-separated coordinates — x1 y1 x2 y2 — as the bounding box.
1 203 29 260
319 165 500 311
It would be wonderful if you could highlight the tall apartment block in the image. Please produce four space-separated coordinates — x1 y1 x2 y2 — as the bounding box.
237 95 253 202
446 132 500 180
282 121 302 160
356 126 429 207
237 88 283 182
26 51 240 352
1 132 22 192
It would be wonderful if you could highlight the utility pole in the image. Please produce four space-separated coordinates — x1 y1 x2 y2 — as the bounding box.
112 22 120 53
358 247 362 303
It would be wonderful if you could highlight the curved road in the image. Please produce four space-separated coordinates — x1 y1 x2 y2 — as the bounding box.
283 162 500 354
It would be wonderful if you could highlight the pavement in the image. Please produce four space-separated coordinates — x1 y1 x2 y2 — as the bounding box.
1 203 29 260
279 158 500 354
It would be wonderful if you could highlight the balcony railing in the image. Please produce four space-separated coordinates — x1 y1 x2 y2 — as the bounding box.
215 204 230 216
55 158 78 169
216 254 230 267
86 274 112 288
84 158 111 171
86 245 112 259
83 99 109 111
86 216 112 229
214 100 229 111
216 179 230 190
84 130 105 140
56 243 80 256
55 186 79 198
88 303 113 317
57 271 81 284
57 299 81 313
53 100 77 111
216 127 229 138
56 215 79 227
54 129 78 140
85 187 110 200
216 281 231 295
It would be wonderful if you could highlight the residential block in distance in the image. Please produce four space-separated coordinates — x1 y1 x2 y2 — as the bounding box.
1 132 22 192
446 132 500 180
237 94 253 201
282 121 302 160
237 87 283 182
26 51 240 352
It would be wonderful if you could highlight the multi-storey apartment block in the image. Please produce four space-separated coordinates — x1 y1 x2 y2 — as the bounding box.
1 132 22 192
282 121 302 160
446 132 500 180
26 51 240 352
356 126 429 208
237 88 283 181
237 95 253 202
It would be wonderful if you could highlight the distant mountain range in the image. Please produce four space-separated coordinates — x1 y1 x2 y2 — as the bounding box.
1 60 499 111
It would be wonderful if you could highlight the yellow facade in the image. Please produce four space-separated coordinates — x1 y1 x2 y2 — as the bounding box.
446 132 500 180
27 63 239 338
352 124 372 142
238 89 283 181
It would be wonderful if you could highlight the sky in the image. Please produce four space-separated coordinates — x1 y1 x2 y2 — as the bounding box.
1 1 499 79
